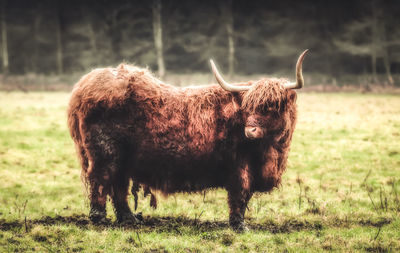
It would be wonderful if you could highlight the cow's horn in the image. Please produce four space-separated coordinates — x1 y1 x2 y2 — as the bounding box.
210 59 250 92
283 49 309 89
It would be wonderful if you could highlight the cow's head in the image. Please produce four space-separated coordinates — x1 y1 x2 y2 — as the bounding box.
210 50 308 140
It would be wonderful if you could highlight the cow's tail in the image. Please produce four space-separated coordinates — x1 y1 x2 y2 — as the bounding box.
67 107 90 191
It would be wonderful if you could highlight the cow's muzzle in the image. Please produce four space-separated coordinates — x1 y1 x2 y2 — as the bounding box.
245 126 264 139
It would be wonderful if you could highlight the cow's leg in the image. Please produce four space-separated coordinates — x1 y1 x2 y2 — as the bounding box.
111 176 140 224
85 125 124 224
86 156 112 223
86 157 115 223
227 164 253 232
227 189 252 232
88 180 108 223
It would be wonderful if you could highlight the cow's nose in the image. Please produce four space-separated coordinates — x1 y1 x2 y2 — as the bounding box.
245 126 263 139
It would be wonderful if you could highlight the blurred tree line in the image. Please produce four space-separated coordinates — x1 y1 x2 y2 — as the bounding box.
0 0 399 85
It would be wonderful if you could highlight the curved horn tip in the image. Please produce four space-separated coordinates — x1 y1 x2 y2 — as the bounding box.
283 49 309 89
209 59 250 92
209 59 216 70
299 49 309 60
296 49 309 87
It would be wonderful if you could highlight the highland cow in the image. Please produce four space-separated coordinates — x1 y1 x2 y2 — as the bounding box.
67 50 308 231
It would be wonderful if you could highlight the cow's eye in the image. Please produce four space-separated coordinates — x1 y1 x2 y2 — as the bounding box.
260 106 270 114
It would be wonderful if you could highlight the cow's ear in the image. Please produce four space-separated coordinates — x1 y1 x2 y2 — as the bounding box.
233 92 243 106
288 90 297 102
222 99 240 119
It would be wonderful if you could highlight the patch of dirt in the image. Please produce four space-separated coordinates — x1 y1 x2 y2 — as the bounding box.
0 219 21 231
0 214 394 234
251 219 324 234
142 216 228 232
34 214 90 227
364 245 389 253
358 217 392 227
0 215 90 231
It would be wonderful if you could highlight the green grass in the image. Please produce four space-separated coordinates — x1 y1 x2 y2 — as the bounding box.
0 91 400 252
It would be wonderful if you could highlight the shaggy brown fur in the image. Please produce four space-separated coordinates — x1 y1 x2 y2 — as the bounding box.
67 64 298 231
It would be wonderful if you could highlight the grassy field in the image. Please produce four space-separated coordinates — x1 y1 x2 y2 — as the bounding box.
0 91 399 252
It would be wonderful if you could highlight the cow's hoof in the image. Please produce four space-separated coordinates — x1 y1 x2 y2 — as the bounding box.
135 212 144 223
89 209 107 224
117 212 142 225
231 223 249 233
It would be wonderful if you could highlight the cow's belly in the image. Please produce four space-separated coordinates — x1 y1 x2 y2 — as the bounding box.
129 152 228 193
127 128 233 192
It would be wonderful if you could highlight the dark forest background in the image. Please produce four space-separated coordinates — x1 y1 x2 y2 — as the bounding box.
1 0 400 88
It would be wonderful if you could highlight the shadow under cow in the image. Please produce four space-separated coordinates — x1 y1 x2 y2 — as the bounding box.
0 214 392 234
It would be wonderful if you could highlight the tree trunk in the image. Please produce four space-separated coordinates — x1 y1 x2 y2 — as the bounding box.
110 10 121 63
87 20 98 65
55 0 63 74
152 0 165 78
379 18 393 85
371 1 379 84
32 11 41 73
79 5 98 66
222 0 235 78
371 0 393 85
382 50 393 85
371 51 377 84
1 0 9 75
318 3 337 85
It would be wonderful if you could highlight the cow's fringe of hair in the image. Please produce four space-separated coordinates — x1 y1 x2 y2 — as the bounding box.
241 79 288 113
